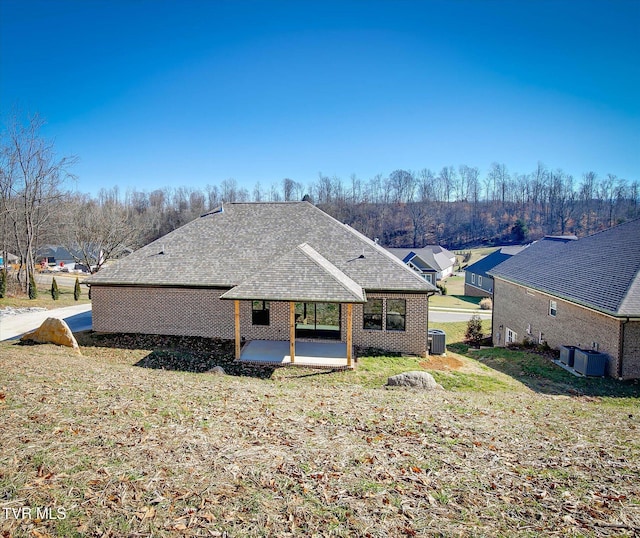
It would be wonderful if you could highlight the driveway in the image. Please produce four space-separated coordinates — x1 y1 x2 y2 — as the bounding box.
0 304 92 341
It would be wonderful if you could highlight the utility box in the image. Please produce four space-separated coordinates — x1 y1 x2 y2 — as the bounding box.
559 345 579 367
574 349 608 377
428 329 446 355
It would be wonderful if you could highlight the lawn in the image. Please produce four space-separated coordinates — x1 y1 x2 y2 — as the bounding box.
1 330 638 537
0 272 91 309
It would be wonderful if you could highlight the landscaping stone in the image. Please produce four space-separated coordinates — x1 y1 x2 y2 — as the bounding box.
386 371 443 390
20 317 81 354
209 366 226 375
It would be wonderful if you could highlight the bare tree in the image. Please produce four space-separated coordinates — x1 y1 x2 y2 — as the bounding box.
0 112 76 293
61 193 139 273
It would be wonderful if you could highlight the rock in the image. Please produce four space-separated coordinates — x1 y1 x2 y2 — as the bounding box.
386 371 443 390
21 317 81 354
208 366 225 375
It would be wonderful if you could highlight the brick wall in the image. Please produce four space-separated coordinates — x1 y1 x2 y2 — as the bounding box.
351 292 429 356
91 286 236 338
91 286 429 357
492 278 634 378
464 283 491 298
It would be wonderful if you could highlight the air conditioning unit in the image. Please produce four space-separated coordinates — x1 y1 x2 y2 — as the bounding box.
559 345 579 367
574 349 607 377
428 329 446 355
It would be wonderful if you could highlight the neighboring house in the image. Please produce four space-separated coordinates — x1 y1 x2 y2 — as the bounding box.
464 246 527 297
36 245 83 269
386 246 457 284
0 252 19 267
489 220 640 380
87 202 438 365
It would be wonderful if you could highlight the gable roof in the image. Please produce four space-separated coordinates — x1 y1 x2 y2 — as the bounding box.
87 202 436 294
221 243 366 303
387 245 456 273
490 220 640 316
466 245 527 277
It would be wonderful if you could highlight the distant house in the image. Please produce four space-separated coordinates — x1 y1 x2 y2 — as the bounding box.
489 220 640 380
386 246 457 284
464 246 527 297
87 202 437 366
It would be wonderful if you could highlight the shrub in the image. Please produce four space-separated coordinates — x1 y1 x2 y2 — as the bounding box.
479 297 493 310
465 315 484 348
51 277 60 300
0 270 6 299
74 277 81 301
437 282 447 295
28 272 38 299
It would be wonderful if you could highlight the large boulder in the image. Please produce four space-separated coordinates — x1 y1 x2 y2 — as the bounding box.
21 317 80 354
386 371 443 390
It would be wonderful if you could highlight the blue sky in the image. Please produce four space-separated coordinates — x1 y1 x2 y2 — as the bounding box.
1 0 638 196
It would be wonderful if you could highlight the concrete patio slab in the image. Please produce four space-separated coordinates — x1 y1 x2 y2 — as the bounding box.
240 340 353 369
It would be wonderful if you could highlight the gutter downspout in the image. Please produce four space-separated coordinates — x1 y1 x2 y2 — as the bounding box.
618 317 630 379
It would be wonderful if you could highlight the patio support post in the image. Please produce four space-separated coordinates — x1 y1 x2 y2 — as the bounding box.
289 302 295 363
234 300 241 360
346 303 353 367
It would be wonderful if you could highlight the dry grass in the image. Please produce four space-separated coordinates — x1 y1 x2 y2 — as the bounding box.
1 333 639 537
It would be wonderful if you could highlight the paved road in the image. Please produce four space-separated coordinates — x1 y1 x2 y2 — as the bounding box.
0 304 92 341
430 309 492 322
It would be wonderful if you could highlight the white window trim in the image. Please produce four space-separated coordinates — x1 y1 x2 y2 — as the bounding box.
549 300 557 317
506 327 516 344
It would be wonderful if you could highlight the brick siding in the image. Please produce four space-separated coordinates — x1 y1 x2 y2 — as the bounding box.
91 286 429 357
493 278 640 379
464 284 491 298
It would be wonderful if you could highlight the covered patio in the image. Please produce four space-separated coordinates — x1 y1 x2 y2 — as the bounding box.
220 243 367 369
239 340 352 369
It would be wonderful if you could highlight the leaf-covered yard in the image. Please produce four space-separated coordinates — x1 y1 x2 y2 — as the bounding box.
0 333 638 537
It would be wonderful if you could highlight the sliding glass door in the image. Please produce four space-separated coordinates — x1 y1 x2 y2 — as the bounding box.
295 302 340 340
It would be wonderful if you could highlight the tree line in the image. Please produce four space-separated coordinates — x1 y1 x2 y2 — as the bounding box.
2 112 639 294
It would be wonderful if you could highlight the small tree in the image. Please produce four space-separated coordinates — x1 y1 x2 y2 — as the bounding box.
465 314 484 348
51 277 60 300
74 277 81 301
28 272 38 299
0 269 6 298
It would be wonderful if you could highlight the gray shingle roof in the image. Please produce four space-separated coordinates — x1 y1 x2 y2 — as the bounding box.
465 245 527 277
387 246 456 272
220 243 366 303
87 202 436 294
489 219 640 316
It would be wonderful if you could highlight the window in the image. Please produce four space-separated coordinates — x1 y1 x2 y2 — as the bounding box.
478 275 483 286
471 274 476 284
363 298 383 330
549 300 557 317
252 301 270 326
506 327 517 344
386 299 406 331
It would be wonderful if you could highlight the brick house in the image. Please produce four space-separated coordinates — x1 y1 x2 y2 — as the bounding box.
489 220 640 379
87 202 437 366
464 246 526 298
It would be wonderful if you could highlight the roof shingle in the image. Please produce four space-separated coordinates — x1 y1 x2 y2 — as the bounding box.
489 220 640 316
87 202 436 294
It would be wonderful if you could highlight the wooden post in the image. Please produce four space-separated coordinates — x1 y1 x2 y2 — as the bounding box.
234 300 241 360
346 303 353 368
289 302 296 363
